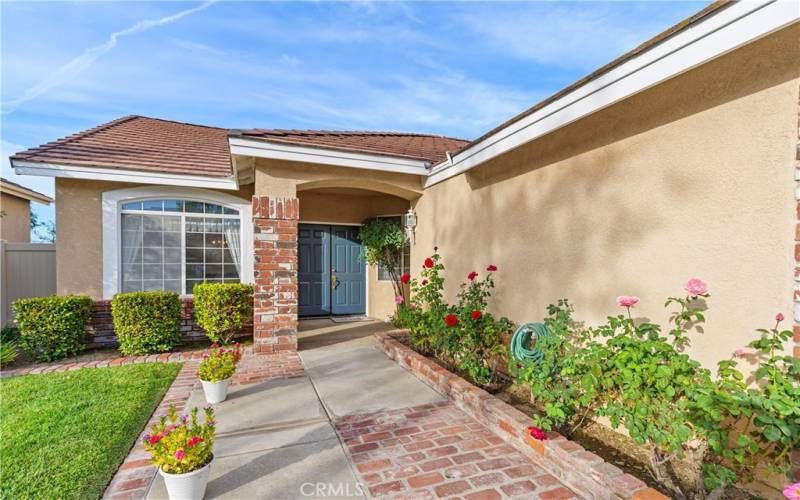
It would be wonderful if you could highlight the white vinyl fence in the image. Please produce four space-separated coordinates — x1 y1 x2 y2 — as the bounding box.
0 242 56 327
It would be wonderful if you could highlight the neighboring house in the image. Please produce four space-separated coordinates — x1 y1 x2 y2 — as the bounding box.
8 2 800 368
0 177 53 242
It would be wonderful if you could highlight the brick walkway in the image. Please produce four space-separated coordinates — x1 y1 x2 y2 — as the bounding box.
335 401 577 499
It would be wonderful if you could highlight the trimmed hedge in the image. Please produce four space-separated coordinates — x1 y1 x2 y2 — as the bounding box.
12 295 92 362
193 283 253 344
111 292 182 355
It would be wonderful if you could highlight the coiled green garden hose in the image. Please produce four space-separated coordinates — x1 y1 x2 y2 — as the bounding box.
509 322 552 363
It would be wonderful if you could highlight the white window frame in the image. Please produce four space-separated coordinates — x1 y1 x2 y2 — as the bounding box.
102 186 253 299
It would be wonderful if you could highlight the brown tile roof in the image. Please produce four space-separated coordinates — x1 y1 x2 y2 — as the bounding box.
230 129 469 164
456 0 734 158
11 115 234 178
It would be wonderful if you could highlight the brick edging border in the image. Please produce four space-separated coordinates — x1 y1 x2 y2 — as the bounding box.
374 330 667 500
103 361 201 499
1 348 219 379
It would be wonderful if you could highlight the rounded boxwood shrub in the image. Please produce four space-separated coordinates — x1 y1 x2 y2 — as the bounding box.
111 291 182 355
12 295 92 362
193 283 254 344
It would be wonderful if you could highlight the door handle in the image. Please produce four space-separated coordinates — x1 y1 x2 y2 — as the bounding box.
331 275 337 290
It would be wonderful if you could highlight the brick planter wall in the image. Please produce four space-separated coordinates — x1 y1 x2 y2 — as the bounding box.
375 330 667 500
85 297 252 348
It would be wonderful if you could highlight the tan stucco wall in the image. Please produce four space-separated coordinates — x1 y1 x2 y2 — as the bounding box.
413 24 800 370
0 194 31 242
55 178 254 298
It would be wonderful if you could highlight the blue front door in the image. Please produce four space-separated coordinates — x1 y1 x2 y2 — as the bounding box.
298 224 365 317
298 224 330 316
331 225 366 315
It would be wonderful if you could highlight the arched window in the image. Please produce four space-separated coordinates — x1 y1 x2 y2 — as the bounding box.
119 199 242 295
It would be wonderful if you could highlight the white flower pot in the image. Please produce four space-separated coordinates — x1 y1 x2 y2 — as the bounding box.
159 458 212 500
201 378 230 404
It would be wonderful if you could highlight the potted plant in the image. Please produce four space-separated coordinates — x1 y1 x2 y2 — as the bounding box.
198 344 241 404
144 405 216 500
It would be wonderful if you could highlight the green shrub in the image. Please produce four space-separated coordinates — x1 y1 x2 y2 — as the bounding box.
112 292 182 355
193 283 253 344
12 295 91 362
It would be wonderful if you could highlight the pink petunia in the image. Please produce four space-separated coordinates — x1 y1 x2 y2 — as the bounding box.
783 483 800 499
684 278 708 297
616 296 639 308
174 449 185 460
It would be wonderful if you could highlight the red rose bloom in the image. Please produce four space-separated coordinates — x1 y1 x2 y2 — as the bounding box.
467 271 478 281
486 264 497 272
470 310 482 320
444 314 458 327
527 426 547 441
421 279 428 286
401 273 411 284
424 258 435 269
434 246 438 251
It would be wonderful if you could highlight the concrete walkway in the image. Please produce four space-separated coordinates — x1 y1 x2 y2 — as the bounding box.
146 319 443 500
146 319 575 499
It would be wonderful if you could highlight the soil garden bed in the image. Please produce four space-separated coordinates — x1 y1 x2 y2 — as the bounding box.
380 330 761 500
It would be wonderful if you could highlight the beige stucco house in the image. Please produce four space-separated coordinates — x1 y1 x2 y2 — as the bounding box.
0 177 53 243
9 1 800 367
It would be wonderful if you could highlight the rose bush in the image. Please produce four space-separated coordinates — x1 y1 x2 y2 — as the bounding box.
516 280 800 499
392 250 513 387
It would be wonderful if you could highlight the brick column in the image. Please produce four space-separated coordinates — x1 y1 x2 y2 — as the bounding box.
252 195 299 354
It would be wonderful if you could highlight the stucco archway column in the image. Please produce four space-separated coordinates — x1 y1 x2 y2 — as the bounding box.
252 195 299 354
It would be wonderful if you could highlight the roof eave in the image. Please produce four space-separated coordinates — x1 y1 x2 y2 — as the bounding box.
228 136 431 176
426 0 799 187
11 159 239 191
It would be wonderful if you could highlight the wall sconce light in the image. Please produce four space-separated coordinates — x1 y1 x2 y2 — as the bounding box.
403 208 417 243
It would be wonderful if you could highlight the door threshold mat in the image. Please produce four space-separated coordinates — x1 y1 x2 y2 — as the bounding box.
330 315 371 323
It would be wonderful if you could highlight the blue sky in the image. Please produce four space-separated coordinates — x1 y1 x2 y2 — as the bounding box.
1 1 705 239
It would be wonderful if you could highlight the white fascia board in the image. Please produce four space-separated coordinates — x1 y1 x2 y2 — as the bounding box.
426 0 799 187
12 160 239 190
229 137 430 176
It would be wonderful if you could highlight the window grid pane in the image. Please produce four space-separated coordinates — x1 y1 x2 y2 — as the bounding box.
120 200 241 295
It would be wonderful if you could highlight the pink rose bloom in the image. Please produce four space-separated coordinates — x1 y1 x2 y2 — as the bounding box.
776 312 785 322
783 483 800 499
616 296 639 308
684 278 708 297
394 295 404 305
174 449 185 460
409 303 417 310
734 348 747 358
527 426 547 441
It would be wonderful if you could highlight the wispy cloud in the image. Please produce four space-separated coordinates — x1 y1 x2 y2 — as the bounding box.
1 0 219 115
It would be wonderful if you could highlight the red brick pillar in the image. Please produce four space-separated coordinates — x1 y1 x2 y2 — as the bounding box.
252 196 299 354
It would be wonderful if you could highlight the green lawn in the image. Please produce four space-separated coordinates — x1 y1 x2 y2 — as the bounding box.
0 363 181 500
